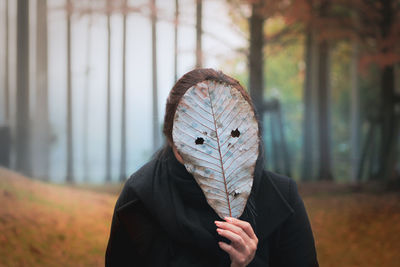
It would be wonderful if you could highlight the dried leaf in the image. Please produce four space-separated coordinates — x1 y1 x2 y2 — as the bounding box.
172 80 259 218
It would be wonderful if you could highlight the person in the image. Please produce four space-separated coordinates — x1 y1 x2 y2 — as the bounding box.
105 69 319 267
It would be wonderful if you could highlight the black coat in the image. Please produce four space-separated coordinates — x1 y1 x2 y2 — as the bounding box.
105 146 319 267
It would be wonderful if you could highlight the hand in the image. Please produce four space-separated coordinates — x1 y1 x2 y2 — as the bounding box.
215 217 258 267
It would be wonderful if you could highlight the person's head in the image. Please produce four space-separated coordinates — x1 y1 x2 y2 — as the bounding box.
163 68 256 149
164 68 261 218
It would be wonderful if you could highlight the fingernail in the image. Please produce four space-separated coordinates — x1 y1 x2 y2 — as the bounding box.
215 221 221 225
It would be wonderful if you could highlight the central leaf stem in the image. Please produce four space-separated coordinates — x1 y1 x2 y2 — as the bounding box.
207 85 232 217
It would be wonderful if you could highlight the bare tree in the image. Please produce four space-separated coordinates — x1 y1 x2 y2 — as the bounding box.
301 26 315 181
248 2 264 115
174 0 179 82
120 0 127 182
151 0 160 151
316 0 333 181
66 0 74 183
83 0 93 182
106 0 112 182
4 0 10 124
16 0 31 175
195 0 202 68
350 40 360 182
378 0 397 180
34 0 50 180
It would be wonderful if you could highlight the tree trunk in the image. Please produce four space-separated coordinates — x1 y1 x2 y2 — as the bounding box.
4 0 10 124
16 0 31 175
350 40 360 182
378 0 396 180
195 0 202 68
316 0 333 181
105 0 112 182
66 0 74 183
83 1 93 182
270 114 279 172
301 27 314 181
151 0 160 151
277 102 292 176
310 30 320 182
379 65 396 179
316 39 333 181
248 2 264 117
120 0 127 182
35 0 50 180
174 0 179 82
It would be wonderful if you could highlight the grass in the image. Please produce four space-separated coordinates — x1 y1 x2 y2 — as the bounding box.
1 168 399 266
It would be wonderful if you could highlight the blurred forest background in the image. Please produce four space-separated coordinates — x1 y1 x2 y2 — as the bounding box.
1 0 400 266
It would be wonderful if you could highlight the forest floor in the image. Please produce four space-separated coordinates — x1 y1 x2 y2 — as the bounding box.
0 168 117 267
1 168 399 267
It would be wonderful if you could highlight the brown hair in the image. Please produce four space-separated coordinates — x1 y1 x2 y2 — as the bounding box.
162 68 256 146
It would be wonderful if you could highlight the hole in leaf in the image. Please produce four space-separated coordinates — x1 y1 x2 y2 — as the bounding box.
231 128 240 138
195 137 204 145
232 190 240 197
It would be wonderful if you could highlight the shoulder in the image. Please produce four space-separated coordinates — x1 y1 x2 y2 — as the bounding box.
127 157 159 184
116 158 159 209
263 170 299 208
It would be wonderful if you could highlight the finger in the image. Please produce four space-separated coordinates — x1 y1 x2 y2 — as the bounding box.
218 242 246 266
218 241 240 257
217 228 246 251
225 217 257 240
215 221 251 244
